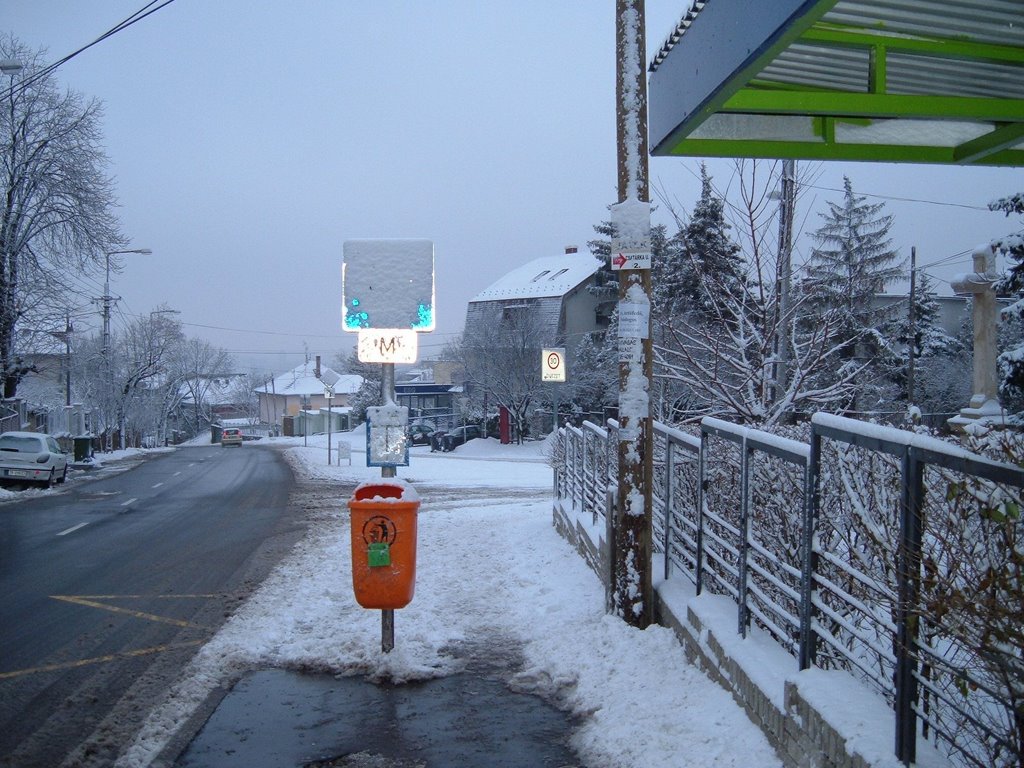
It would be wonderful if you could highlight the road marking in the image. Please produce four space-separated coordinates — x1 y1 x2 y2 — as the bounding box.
121 497 137 506
50 595 205 629
152 482 163 489
56 522 89 537
0 640 204 680
65 593 227 599
174 471 182 477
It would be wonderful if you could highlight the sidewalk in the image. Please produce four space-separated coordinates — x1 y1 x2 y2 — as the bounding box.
116 431 782 768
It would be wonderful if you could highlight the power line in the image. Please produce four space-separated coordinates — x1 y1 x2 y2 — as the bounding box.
801 183 990 212
3 0 178 100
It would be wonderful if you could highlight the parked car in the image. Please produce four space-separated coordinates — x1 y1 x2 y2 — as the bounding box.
442 425 482 452
408 423 433 446
0 431 69 487
220 428 244 447
428 429 448 452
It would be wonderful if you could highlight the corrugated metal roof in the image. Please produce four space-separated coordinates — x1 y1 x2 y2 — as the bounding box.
648 0 1024 165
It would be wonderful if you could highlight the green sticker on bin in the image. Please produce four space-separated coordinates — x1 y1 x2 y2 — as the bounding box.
368 542 391 567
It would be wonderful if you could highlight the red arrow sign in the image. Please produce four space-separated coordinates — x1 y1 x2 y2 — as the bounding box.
612 252 627 269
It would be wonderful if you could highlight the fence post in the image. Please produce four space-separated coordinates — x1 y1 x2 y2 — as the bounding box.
738 437 752 637
895 447 924 765
664 439 675 581
696 428 708 596
799 426 822 670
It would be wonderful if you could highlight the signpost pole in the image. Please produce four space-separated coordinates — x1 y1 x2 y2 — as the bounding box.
381 361 397 653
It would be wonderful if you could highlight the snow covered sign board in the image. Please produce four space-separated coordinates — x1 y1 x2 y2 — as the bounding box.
342 240 435 333
366 404 410 467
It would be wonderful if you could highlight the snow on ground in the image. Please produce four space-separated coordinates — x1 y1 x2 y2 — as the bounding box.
116 427 782 768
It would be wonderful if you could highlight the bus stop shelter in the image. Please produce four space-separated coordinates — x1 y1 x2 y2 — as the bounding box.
648 0 1024 166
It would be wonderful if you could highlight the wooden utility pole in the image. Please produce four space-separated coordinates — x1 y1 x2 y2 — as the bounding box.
613 0 653 628
773 159 796 412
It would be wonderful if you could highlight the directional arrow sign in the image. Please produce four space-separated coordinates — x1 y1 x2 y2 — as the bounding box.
610 249 651 271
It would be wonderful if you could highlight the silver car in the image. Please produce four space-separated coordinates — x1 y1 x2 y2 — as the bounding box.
0 431 69 487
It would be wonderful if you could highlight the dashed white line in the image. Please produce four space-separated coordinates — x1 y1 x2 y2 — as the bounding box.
152 482 164 489
173 471 182 477
57 522 89 537
121 497 138 507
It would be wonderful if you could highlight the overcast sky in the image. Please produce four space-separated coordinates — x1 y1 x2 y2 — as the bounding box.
6 1 1022 374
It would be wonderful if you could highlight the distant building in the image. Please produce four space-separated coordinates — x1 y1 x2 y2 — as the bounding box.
395 361 463 429
256 361 362 432
464 247 606 366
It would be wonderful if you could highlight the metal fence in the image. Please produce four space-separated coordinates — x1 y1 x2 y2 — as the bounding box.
557 413 1024 768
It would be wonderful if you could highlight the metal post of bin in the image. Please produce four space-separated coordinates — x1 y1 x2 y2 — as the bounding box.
381 361 397 653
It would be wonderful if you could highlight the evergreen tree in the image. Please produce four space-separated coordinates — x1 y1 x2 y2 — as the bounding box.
990 193 1024 412
801 176 904 413
672 163 745 319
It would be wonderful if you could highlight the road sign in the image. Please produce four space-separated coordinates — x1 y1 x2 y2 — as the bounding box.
610 249 651 271
342 239 435 332
542 348 566 382
358 329 418 364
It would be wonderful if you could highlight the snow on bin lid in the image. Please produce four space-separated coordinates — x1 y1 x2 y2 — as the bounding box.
352 479 420 503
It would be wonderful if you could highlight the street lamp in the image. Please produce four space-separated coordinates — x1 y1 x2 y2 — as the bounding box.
102 247 152 450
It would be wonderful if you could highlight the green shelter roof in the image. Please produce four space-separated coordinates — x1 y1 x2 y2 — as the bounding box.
647 0 1024 166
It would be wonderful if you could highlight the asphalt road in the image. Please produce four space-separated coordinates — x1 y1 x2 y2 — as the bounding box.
0 443 303 768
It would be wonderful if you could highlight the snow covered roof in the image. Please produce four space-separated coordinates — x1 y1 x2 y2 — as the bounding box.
470 253 603 303
257 362 362 397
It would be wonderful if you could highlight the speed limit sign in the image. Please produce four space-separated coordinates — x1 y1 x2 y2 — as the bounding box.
542 348 566 382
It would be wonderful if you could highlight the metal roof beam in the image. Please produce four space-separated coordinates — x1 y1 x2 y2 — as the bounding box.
953 123 1024 163
724 89 1024 122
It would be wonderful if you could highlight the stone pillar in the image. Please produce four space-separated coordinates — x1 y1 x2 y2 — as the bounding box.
948 244 1004 431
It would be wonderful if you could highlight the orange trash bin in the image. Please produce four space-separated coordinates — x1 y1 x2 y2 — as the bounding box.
348 480 420 609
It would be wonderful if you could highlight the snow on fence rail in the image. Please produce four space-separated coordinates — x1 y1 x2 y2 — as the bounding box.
556 414 1024 768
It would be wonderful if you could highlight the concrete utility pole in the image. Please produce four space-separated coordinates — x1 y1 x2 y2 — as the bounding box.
613 0 653 628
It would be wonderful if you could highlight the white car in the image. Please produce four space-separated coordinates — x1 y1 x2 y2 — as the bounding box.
0 431 69 487
220 427 243 447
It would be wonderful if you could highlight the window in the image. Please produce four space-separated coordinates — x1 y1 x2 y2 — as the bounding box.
531 270 551 282
548 268 569 281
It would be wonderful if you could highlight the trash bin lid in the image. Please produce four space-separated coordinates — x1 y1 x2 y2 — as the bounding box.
352 479 418 502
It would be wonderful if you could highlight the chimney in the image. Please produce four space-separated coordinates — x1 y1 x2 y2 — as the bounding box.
565 245 578 254
315 355 321 379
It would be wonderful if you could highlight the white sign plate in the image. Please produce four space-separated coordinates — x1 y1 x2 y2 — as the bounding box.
618 302 650 339
618 337 642 364
541 348 566 382
610 249 652 271
357 329 418 364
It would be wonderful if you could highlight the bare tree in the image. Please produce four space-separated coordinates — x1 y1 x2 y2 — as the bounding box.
111 311 185 448
173 337 234 436
0 37 123 397
451 303 550 442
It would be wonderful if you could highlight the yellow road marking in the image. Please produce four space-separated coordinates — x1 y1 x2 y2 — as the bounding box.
49 595 207 629
0 641 204 680
62 594 227 599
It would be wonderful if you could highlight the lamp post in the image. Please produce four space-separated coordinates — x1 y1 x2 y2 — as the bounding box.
102 248 152 449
